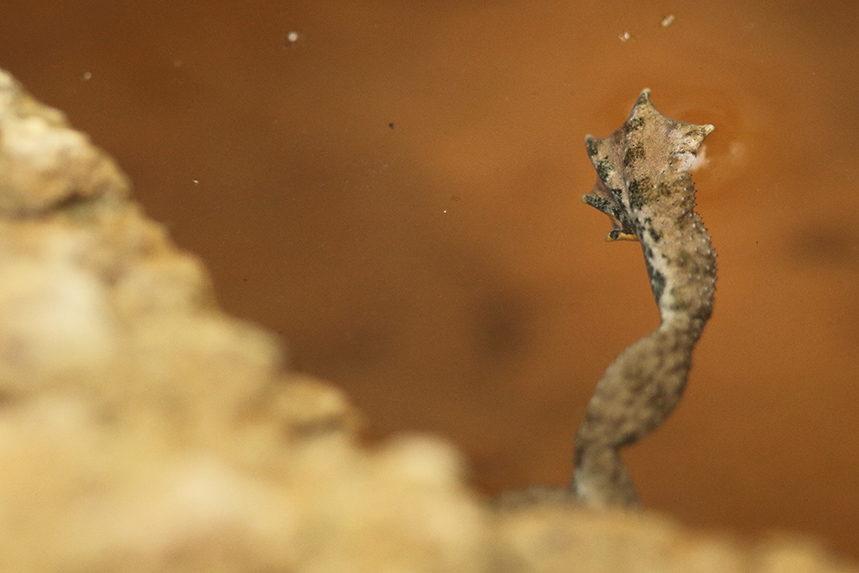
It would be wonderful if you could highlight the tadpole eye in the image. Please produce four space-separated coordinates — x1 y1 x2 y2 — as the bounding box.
604 229 639 242
603 214 639 242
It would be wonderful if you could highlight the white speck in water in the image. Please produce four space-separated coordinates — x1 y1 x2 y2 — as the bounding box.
619 31 632 42
82 71 92 81
193 179 199 185
287 31 300 43
661 14 675 27
443 210 447 214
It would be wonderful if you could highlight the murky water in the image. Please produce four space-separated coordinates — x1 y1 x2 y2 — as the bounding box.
2 0 858 558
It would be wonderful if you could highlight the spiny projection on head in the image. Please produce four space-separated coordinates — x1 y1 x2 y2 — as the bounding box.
572 89 717 507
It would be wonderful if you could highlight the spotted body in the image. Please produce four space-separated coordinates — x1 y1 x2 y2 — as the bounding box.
572 89 717 507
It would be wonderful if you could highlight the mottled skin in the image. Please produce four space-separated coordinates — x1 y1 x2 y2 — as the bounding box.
572 89 717 507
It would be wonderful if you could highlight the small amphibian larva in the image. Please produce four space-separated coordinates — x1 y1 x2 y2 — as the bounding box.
572 89 717 507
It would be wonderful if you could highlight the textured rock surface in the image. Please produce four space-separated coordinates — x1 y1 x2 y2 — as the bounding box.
0 67 854 572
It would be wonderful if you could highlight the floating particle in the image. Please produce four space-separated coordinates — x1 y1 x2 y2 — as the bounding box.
619 31 632 42
661 14 675 27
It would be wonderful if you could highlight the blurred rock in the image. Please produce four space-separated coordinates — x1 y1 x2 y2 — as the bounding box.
0 67 854 572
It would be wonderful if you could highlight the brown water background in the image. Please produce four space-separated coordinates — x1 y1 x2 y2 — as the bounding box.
2 0 858 558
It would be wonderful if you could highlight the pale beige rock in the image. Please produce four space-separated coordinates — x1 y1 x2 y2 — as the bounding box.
0 67 854 573
495 500 857 573
0 71 129 217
